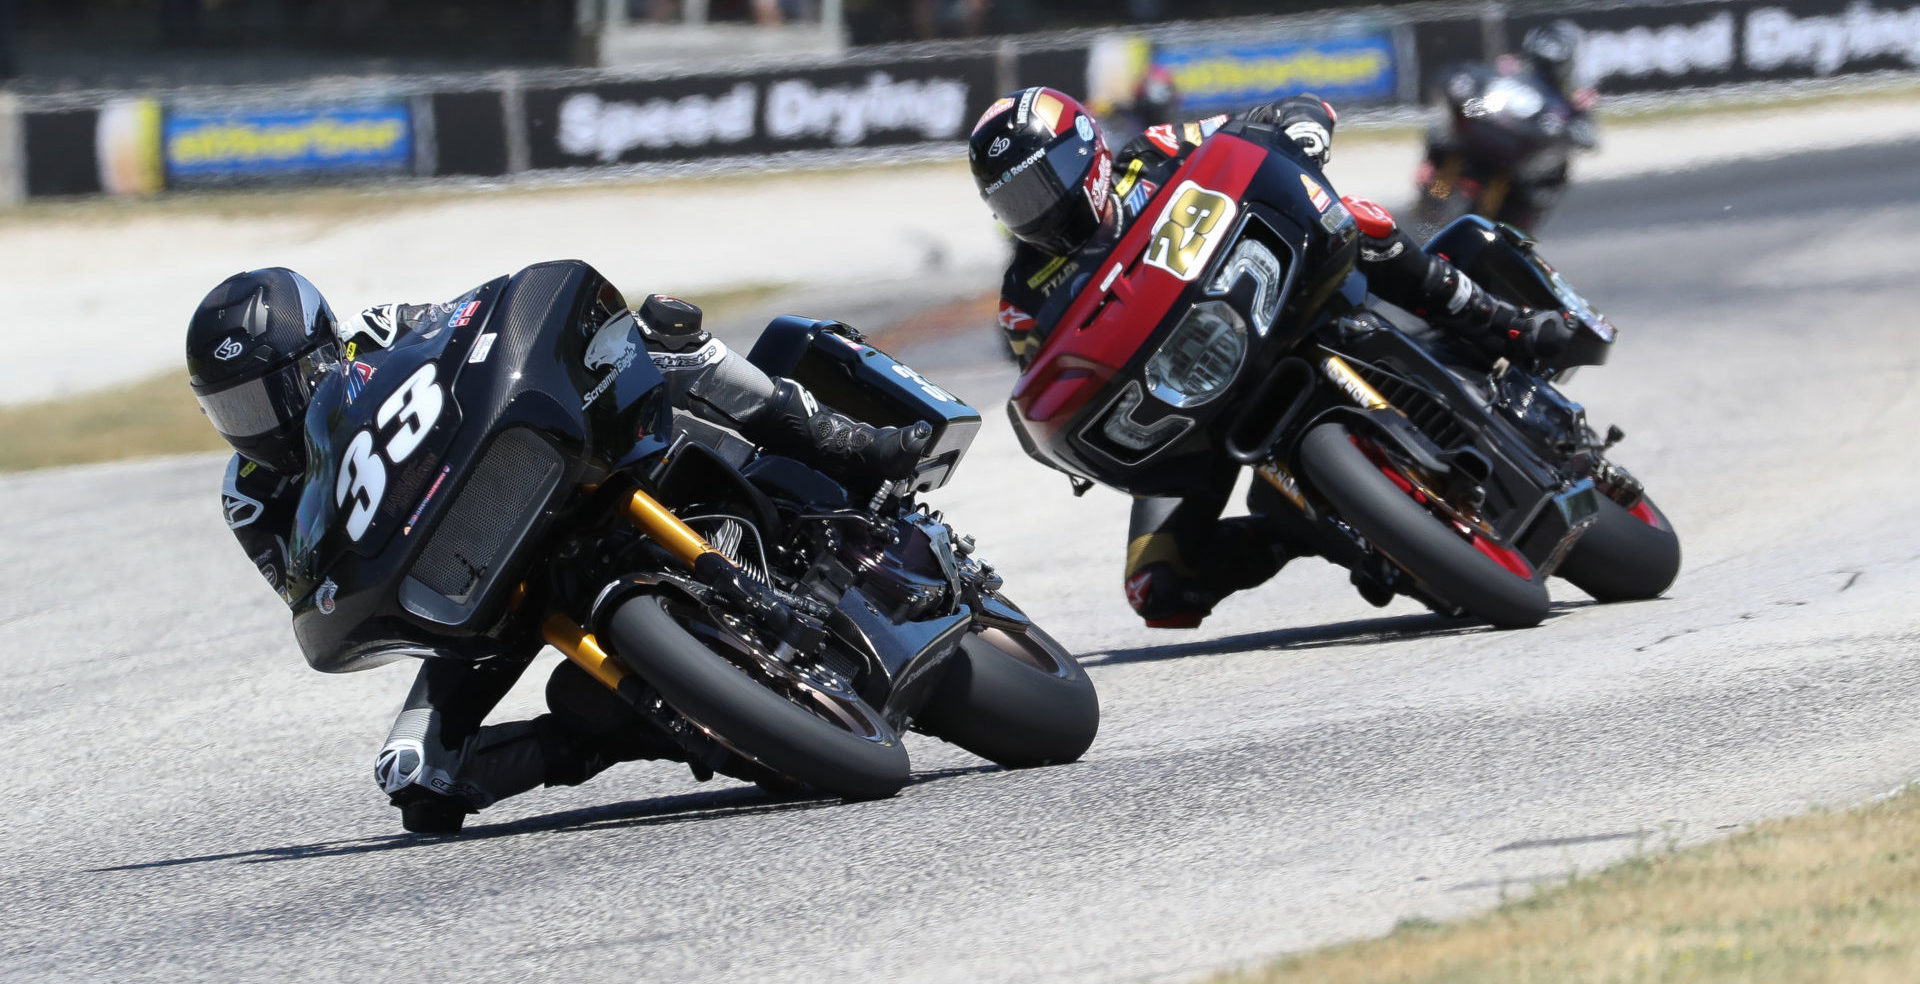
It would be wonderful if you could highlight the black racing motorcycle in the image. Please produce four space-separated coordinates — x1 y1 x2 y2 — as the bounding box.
1413 63 1597 236
1010 121 1679 629
286 260 1098 801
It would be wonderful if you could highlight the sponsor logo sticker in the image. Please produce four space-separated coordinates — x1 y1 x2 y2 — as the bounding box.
214 337 245 360
403 465 451 536
467 333 497 364
1075 114 1094 141
316 578 339 615
1301 174 1331 212
448 300 481 329
988 135 1010 157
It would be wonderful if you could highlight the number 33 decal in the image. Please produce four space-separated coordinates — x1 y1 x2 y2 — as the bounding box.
336 363 445 541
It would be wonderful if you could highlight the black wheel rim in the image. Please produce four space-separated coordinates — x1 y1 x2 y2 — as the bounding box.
658 596 893 745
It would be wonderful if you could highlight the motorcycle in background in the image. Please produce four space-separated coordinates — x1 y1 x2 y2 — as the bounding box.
1413 61 1598 237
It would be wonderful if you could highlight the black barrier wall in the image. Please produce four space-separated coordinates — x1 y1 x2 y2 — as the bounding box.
14 0 1920 197
24 108 101 196
432 91 511 177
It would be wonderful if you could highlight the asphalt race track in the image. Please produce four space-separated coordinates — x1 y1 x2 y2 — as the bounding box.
6 137 1920 983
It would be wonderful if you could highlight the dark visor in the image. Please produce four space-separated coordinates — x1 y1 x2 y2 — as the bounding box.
985 139 1093 232
197 347 338 440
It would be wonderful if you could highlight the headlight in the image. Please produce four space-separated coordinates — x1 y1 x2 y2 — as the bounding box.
1099 380 1191 452
1144 300 1247 408
1208 239 1285 336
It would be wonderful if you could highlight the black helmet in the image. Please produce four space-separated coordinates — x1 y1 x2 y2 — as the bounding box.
1521 22 1580 93
968 86 1114 256
185 268 340 474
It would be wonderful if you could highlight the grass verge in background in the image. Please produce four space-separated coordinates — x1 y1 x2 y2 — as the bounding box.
1223 784 1920 983
0 370 226 471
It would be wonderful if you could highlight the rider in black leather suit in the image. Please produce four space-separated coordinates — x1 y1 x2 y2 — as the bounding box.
971 86 1572 628
188 274 928 832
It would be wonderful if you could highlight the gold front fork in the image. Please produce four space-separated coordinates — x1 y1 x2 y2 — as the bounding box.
1256 354 1398 516
1318 352 1392 411
540 488 723 692
542 614 630 690
624 489 719 567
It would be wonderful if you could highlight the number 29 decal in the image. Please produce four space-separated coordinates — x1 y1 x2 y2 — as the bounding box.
1143 180 1237 282
335 363 446 541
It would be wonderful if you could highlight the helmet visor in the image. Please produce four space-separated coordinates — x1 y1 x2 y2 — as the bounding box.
984 139 1094 233
197 346 339 440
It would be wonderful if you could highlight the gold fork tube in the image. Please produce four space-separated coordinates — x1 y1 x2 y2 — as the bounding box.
1319 354 1392 411
541 613 628 691
624 489 719 568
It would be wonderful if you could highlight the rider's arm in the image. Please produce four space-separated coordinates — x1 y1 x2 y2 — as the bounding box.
1237 94 1336 166
221 454 298 606
640 311 925 480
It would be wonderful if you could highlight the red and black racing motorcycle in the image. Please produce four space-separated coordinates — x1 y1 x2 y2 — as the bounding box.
1008 120 1679 629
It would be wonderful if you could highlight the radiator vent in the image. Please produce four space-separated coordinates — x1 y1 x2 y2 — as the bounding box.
410 428 563 603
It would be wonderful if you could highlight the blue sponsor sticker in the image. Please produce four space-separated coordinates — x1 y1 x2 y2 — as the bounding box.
1157 32 1399 113
164 104 414 180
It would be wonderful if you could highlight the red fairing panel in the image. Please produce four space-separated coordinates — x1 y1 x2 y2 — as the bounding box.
1012 132 1268 434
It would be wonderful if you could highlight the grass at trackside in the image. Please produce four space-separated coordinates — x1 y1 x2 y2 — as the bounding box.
1221 784 1920 984
0 369 226 472
0 282 790 473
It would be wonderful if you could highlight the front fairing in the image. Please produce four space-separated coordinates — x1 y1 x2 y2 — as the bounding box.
1009 128 1364 497
288 261 674 672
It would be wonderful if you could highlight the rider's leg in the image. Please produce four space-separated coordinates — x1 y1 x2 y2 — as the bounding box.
1124 461 1293 628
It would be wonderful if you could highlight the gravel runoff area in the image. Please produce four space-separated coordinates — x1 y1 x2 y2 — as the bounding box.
4 93 1920 407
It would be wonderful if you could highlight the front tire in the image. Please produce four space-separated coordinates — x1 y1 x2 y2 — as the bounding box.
606 595 910 801
1557 495 1681 602
915 621 1099 768
1298 422 1551 628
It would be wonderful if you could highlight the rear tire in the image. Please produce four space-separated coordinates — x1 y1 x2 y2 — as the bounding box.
1557 495 1681 602
607 595 910 801
915 621 1099 768
1298 422 1550 628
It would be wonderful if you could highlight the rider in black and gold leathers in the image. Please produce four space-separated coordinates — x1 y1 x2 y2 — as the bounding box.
970 86 1571 628
187 275 928 832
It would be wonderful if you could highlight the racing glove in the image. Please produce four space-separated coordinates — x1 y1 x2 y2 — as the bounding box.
1243 93 1337 166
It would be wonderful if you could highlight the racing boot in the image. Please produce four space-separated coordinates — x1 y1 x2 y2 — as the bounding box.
1125 562 1222 629
760 378 933 486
